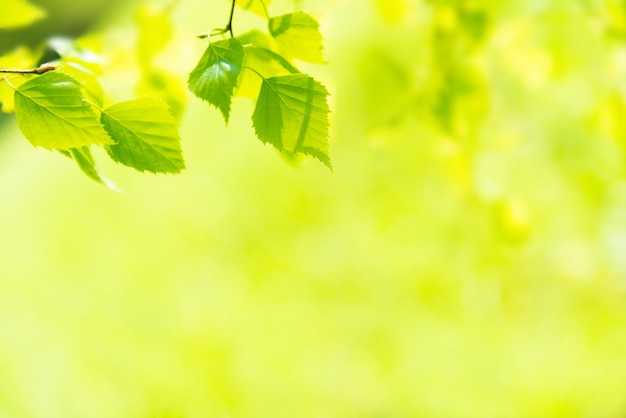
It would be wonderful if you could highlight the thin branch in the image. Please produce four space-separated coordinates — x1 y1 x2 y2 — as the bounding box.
0 64 57 75
227 0 236 37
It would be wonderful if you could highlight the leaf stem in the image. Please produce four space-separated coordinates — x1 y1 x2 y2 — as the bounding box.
244 66 266 80
0 64 56 75
259 0 270 19
227 0 236 37
1 76 16 90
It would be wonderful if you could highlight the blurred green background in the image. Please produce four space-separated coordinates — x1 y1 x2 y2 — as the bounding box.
2 0 626 416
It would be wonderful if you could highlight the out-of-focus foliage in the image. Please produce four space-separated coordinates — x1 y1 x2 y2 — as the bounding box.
0 0 45 30
2 0 626 417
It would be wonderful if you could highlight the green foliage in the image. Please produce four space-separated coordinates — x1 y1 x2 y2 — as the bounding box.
268 11 325 63
252 74 330 168
189 6 331 167
102 97 184 174
0 0 330 187
6 1 626 418
234 0 270 18
14 72 112 150
0 0 45 29
188 38 244 123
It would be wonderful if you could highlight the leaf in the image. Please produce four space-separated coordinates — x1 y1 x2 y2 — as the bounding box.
188 38 244 123
236 45 298 99
268 12 325 63
252 74 331 168
235 30 300 99
0 0 46 29
14 72 112 150
65 147 120 190
55 61 105 107
234 0 269 17
101 97 185 174
48 37 102 74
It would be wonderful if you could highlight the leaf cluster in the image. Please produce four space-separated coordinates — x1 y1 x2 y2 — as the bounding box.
0 0 331 189
188 1 331 168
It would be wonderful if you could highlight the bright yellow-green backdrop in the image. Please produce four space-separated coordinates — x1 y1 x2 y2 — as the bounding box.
1 0 626 417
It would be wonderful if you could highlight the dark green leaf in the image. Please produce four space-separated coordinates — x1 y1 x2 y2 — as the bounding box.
188 38 244 123
252 74 331 168
14 72 112 150
101 97 185 174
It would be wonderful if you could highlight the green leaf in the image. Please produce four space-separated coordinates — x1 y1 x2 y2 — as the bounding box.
252 74 331 168
65 147 120 190
188 38 244 123
14 72 112 150
101 97 185 174
234 0 269 18
0 0 46 29
235 30 300 98
268 12 325 63
48 37 102 74
55 61 105 107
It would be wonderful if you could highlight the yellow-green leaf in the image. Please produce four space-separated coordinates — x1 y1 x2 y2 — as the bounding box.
102 97 185 174
268 12 324 63
14 72 112 150
252 74 331 168
234 0 269 18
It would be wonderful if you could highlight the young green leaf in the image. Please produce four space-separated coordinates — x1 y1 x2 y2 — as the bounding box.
101 97 185 174
236 48 299 98
48 37 102 74
252 74 331 168
235 30 299 98
188 38 244 123
14 72 112 150
268 12 324 63
234 0 270 18
0 0 46 29
55 61 105 107
69 147 120 190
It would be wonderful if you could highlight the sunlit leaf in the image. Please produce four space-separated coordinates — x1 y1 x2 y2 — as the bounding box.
268 12 324 63
0 0 46 29
252 74 331 168
55 61 105 107
14 72 112 150
61 147 120 190
102 97 185 174
188 38 244 123
234 0 269 18
48 37 102 74
235 41 299 98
